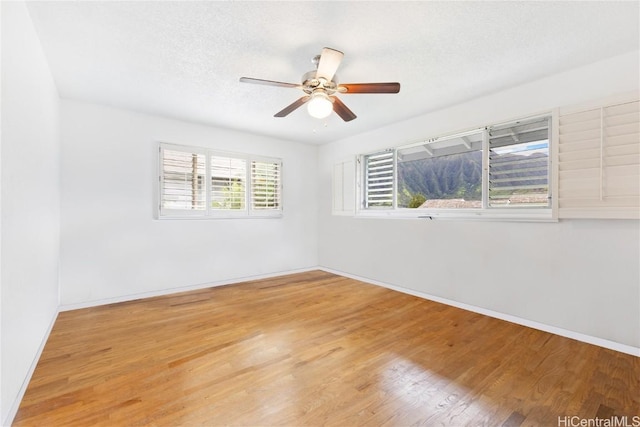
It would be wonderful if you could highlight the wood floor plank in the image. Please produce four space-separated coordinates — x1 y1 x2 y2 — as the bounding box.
13 271 640 426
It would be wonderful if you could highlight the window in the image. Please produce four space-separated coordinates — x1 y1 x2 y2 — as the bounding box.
251 160 281 210
397 130 483 209
161 148 206 213
359 115 552 219
210 156 246 210
488 117 550 208
159 143 282 218
364 151 394 208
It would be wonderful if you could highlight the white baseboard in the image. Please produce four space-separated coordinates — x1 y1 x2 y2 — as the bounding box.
3 310 59 427
58 267 319 312
319 267 640 358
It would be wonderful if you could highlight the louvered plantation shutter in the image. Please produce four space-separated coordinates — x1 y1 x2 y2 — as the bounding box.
558 99 639 218
488 117 551 208
210 156 246 210
159 144 283 218
332 159 356 215
364 151 395 208
251 159 281 212
160 148 206 215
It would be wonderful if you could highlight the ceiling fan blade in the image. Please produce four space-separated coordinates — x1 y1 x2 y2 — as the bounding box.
316 47 344 82
339 82 401 94
274 96 311 117
239 77 299 89
332 97 357 122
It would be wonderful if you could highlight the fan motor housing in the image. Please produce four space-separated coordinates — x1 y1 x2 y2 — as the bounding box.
301 70 338 95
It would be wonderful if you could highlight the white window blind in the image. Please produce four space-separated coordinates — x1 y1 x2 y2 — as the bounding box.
488 117 550 208
251 160 281 211
160 148 206 213
211 156 246 210
364 151 394 208
558 99 639 218
159 143 282 218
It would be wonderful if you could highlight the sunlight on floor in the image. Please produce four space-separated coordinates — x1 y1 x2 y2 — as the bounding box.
381 356 489 424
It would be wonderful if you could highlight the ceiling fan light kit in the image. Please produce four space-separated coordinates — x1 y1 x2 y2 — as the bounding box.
240 47 400 122
307 91 333 119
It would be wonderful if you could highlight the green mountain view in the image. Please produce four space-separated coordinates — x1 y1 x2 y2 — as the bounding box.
397 150 548 208
398 151 483 207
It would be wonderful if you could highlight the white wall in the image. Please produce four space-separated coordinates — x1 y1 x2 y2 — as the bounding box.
1 2 61 423
59 100 318 306
318 51 640 349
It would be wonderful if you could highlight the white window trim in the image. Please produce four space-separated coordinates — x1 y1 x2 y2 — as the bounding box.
355 112 558 222
157 142 282 219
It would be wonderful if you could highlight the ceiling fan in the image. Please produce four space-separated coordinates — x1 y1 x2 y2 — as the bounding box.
239 47 400 122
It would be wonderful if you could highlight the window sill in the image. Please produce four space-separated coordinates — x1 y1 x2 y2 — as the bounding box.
354 208 556 222
157 212 283 220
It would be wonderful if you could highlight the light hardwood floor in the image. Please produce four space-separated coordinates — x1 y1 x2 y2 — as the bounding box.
14 271 640 426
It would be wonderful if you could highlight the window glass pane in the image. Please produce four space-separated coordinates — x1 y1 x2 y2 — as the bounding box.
161 149 206 210
364 151 394 208
489 117 550 208
211 156 246 210
397 132 483 209
251 161 281 210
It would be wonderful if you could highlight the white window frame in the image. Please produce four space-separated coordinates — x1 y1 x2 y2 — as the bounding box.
158 143 282 219
356 112 557 222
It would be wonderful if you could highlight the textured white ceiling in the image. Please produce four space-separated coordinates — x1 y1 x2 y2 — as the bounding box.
26 1 639 144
